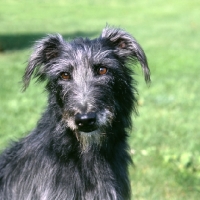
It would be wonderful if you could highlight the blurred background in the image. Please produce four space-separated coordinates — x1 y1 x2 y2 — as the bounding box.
0 0 199 199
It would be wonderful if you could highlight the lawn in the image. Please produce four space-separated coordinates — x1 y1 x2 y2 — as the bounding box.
0 0 200 199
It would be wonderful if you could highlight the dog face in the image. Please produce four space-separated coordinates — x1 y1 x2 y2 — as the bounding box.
23 27 150 150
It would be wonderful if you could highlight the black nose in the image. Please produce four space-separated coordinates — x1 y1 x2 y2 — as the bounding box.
75 112 97 132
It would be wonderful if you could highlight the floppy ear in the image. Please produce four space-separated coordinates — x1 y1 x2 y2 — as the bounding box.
101 27 150 83
22 34 64 91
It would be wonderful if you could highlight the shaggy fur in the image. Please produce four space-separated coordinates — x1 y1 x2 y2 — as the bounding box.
0 26 150 200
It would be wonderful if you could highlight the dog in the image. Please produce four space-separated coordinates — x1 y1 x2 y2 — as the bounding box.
0 26 150 200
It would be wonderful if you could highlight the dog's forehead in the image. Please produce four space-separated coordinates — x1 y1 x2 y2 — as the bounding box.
62 37 114 64
70 37 100 47
68 37 110 53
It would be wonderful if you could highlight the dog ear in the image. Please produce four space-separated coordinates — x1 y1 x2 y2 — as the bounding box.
101 27 150 83
22 34 64 91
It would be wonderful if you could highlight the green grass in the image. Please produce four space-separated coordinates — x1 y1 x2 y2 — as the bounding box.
0 0 200 199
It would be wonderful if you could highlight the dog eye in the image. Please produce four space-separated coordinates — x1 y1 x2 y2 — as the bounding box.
61 72 71 80
97 67 107 75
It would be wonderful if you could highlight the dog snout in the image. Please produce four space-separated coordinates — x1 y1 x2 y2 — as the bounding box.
75 112 97 132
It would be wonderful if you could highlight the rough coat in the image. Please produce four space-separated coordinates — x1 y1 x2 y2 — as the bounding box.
0 26 150 200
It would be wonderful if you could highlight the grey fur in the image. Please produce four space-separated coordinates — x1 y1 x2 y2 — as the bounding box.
0 26 150 200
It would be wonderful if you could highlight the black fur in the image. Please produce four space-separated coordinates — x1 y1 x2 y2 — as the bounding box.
0 26 150 200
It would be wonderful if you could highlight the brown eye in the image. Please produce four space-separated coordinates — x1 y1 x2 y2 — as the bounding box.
98 67 107 75
61 72 71 80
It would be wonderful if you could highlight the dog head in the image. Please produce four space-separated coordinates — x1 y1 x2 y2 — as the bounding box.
23 26 150 151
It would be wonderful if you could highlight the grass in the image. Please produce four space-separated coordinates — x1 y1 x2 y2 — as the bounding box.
0 0 200 199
